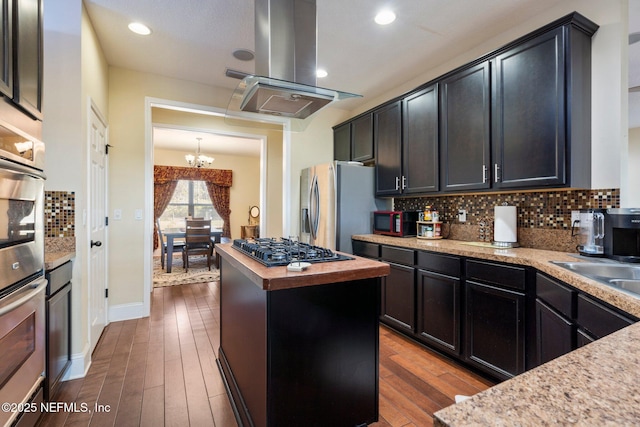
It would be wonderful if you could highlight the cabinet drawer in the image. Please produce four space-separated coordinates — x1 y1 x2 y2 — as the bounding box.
417 251 461 277
536 273 574 319
381 246 415 266
576 294 635 339
466 259 526 291
46 261 72 295
352 241 379 259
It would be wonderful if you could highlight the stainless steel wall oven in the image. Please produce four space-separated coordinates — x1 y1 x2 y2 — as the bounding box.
0 145 46 426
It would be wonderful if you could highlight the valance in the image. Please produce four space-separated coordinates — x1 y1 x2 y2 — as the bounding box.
153 165 233 186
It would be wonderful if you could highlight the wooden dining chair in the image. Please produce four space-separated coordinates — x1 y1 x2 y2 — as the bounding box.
182 219 213 272
156 219 185 270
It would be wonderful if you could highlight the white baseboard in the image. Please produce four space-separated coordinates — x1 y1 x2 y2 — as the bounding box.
63 342 91 381
108 302 147 322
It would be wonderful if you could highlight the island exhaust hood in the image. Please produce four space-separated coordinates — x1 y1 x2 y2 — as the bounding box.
226 0 360 127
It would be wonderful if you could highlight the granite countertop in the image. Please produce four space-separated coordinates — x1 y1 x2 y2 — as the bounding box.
44 237 76 271
216 243 390 291
352 234 640 318
351 234 640 426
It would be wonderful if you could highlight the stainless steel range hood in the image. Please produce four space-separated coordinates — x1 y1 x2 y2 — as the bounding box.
226 0 360 127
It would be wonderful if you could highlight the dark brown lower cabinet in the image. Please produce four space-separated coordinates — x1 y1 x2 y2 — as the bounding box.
465 281 526 380
535 299 573 364
380 262 415 332
416 269 461 356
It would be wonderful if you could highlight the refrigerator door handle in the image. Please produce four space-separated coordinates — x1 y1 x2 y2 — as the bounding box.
310 174 319 241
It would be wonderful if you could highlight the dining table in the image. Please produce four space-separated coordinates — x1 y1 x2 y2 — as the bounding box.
163 227 223 273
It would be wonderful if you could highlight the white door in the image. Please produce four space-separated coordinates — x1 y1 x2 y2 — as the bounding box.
88 101 108 354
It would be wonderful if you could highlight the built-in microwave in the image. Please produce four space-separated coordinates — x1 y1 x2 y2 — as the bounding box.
373 211 418 237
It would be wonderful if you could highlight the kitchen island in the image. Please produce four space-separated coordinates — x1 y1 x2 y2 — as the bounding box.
215 243 389 427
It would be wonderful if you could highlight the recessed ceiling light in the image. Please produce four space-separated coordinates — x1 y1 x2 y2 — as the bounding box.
316 69 328 78
128 22 152 35
233 48 255 61
375 10 396 25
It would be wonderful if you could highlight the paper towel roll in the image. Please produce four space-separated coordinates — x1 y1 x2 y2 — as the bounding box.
494 205 517 243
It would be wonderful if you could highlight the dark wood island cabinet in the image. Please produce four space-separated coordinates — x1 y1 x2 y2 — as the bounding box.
215 244 389 427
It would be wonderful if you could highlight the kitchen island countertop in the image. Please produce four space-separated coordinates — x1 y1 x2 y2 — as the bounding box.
215 242 390 291
351 234 640 426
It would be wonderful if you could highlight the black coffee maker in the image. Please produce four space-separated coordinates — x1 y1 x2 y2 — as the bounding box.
604 208 640 263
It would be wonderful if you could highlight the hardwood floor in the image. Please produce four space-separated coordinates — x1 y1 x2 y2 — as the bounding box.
38 281 495 427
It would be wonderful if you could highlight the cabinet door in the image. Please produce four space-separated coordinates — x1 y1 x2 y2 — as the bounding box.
14 0 42 119
380 262 415 332
441 62 491 191
374 101 402 196
465 281 526 380
492 27 565 189
417 269 461 355
402 85 438 193
352 113 374 162
576 294 635 340
535 299 573 365
333 123 351 161
0 0 12 97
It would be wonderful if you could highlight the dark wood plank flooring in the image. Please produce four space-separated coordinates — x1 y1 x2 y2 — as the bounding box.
38 281 495 427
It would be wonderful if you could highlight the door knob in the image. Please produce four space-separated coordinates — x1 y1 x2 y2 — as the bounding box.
91 240 102 248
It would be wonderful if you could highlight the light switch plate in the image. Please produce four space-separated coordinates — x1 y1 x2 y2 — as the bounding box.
458 209 467 223
134 209 143 220
113 209 122 220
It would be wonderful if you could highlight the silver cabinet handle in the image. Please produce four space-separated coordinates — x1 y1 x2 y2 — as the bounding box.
395 176 400 191
494 163 500 183
482 165 487 183
401 176 407 190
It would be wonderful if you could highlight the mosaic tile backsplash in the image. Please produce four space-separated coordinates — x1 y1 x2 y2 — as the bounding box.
394 188 620 252
44 191 75 237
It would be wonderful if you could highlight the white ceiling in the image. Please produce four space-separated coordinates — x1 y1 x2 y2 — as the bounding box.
84 0 639 151
152 127 261 157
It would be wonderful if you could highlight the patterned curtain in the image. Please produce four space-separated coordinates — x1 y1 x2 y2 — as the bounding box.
205 183 231 238
153 166 233 245
153 180 178 249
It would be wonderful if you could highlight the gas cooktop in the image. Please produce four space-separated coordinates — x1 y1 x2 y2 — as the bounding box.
232 237 353 267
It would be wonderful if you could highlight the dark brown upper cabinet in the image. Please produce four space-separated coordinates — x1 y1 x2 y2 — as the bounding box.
492 27 566 189
491 16 597 189
333 122 351 161
351 113 373 162
374 101 402 196
440 62 491 192
333 113 374 163
403 84 439 194
13 0 42 120
0 0 13 97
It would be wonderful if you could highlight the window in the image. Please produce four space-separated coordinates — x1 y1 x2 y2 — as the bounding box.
159 180 222 229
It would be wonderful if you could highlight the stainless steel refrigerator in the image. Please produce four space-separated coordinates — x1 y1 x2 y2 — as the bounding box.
300 161 389 253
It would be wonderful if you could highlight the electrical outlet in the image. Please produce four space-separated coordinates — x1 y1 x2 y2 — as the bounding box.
571 210 580 224
458 209 467 223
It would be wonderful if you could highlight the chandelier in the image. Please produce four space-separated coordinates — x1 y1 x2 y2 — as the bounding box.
185 137 214 168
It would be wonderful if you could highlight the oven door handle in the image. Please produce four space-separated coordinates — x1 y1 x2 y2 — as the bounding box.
0 278 47 316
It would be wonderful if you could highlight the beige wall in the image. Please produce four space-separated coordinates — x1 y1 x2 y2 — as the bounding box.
43 1 110 374
107 67 286 310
